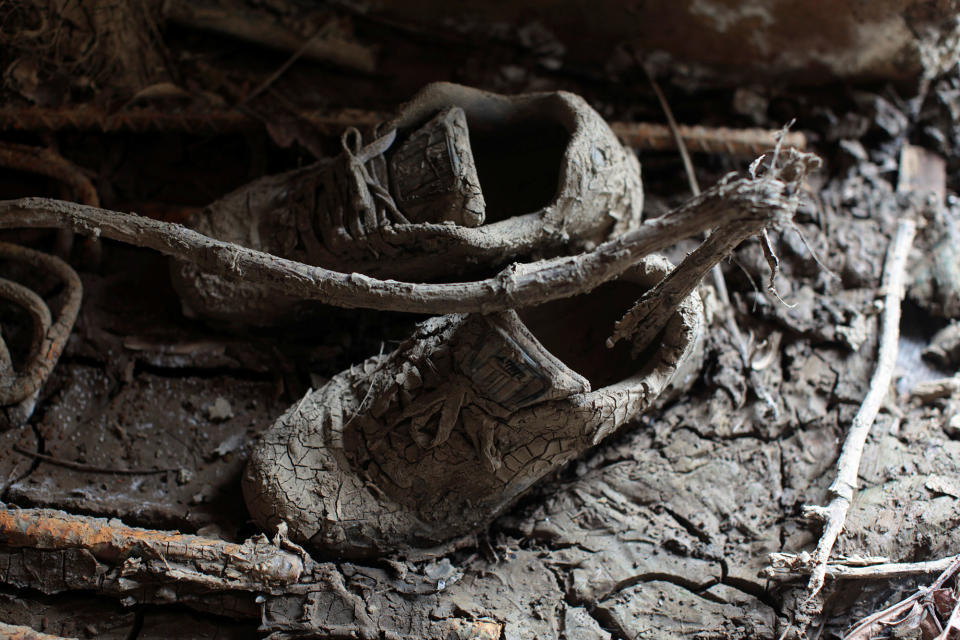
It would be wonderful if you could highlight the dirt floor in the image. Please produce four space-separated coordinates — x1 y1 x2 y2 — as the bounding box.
2 2 960 639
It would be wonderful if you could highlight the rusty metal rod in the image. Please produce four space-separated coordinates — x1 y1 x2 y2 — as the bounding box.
0 506 303 588
0 106 805 156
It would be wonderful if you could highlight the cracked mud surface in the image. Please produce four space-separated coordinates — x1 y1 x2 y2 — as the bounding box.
4 182 959 638
3 13 960 638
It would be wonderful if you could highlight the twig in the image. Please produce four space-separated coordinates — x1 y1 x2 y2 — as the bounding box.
842 555 960 640
0 157 815 313
0 506 303 589
0 141 99 206
764 553 960 581
645 67 699 196
643 68 760 384
12 445 176 475
0 242 82 405
803 218 917 601
238 23 336 109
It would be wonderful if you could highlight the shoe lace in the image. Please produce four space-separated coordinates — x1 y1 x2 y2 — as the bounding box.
390 371 508 473
341 127 410 226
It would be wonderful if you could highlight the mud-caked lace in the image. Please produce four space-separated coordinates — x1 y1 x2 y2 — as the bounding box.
386 365 510 474
297 126 412 262
341 344 509 475
341 126 408 225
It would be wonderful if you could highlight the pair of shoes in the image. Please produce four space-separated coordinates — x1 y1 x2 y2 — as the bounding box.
171 82 643 324
205 82 706 556
243 255 704 557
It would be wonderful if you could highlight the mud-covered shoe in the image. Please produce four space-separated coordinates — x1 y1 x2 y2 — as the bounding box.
242 255 703 557
171 82 643 323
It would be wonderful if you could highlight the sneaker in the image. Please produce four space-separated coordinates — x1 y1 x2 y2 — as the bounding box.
171 82 643 323
242 255 703 557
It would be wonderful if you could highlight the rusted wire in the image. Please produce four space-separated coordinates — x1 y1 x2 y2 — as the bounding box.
0 141 99 206
0 506 304 588
611 121 806 156
0 276 52 388
0 106 805 157
0 242 82 405
0 622 75 640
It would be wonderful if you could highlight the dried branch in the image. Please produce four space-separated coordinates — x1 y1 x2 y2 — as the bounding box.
0 507 493 639
0 156 815 314
609 209 769 354
801 217 917 601
764 553 960 581
641 67 772 399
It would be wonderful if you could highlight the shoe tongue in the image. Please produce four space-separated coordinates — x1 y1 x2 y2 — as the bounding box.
454 311 590 412
388 106 486 227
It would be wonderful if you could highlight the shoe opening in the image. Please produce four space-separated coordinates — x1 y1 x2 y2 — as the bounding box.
468 117 568 224
517 280 657 389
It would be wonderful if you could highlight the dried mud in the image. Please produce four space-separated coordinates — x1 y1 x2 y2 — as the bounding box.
2 6 960 638
3 181 959 638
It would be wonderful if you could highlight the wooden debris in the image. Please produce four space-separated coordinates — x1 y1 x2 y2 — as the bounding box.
162 0 377 73
843 556 960 640
898 145 947 206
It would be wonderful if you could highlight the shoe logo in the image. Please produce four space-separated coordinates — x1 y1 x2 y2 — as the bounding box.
458 327 552 412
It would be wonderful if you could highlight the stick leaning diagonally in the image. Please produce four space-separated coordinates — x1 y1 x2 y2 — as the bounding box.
803 217 916 600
